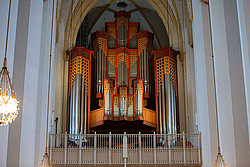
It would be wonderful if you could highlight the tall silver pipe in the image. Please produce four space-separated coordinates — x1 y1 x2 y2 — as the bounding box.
99 51 102 92
80 81 85 134
142 50 145 79
72 81 76 134
165 74 171 134
170 81 174 135
168 75 172 134
121 59 124 85
173 91 177 134
100 50 103 93
102 51 105 86
171 83 175 134
75 74 81 134
96 53 99 92
158 92 163 134
145 53 149 93
139 55 141 78
69 88 73 134
161 80 166 134
84 90 88 135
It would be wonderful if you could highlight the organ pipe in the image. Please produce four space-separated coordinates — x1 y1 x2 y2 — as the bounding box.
80 81 85 134
161 79 166 135
67 47 92 135
84 90 88 135
158 91 163 134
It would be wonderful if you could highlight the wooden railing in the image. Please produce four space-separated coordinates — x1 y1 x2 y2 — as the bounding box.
49 132 201 166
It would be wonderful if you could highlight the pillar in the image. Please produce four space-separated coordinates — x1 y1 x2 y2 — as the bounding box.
236 0 250 146
6 0 46 166
192 0 218 166
209 0 250 166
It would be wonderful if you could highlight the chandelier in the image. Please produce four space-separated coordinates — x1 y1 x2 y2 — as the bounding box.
0 0 19 126
214 149 227 167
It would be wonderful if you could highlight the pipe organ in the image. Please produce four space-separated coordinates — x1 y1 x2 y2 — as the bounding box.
67 47 93 134
152 48 179 135
67 11 179 134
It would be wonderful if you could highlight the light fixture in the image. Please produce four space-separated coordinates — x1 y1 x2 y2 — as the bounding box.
214 148 227 167
207 1 227 166
0 0 19 126
39 0 55 166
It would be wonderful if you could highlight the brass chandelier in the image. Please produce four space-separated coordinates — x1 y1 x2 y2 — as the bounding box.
0 0 19 126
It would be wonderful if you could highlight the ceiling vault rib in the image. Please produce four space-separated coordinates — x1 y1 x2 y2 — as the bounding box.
128 8 158 15
127 0 163 48
89 7 117 13
88 0 117 38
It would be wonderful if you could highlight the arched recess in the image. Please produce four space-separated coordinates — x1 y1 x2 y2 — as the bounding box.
60 0 187 133
63 0 183 61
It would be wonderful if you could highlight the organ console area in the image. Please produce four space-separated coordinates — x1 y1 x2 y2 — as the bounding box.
67 11 179 134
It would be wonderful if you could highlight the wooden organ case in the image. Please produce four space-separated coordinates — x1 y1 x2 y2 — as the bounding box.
67 11 179 134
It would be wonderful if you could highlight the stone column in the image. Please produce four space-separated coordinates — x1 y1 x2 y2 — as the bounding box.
209 0 250 166
236 0 250 145
6 0 45 166
192 1 218 166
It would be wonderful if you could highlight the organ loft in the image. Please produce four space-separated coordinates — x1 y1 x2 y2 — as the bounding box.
67 11 179 134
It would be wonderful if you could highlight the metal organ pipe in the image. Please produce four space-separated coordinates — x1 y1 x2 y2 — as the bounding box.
165 74 172 134
96 53 99 92
171 83 175 135
158 91 163 134
70 85 73 134
80 81 85 134
76 75 81 134
161 79 166 135
99 49 103 93
102 51 105 91
145 52 149 93
84 90 88 135
140 53 142 80
99 50 102 93
173 91 177 134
